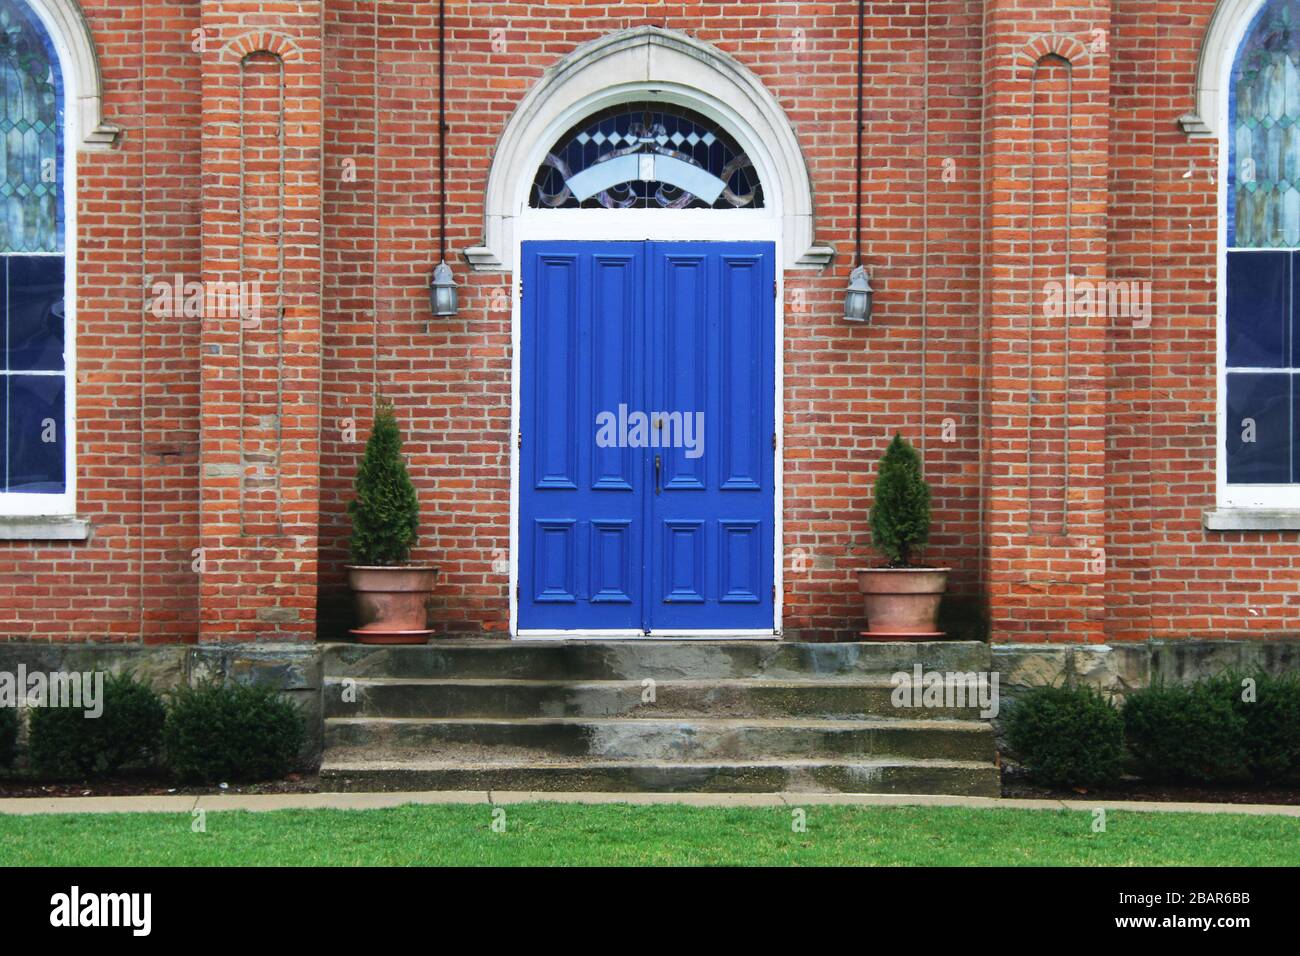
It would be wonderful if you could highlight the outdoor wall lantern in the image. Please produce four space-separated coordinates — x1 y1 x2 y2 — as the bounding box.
843 265 873 324
430 260 458 317
844 0 873 325
429 0 458 321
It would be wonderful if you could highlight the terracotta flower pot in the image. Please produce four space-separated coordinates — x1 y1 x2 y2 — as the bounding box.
347 564 439 644
855 567 949 639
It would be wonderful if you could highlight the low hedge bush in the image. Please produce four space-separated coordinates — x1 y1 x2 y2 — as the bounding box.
1005 684 1125 789
1222 671 1300 784
164 681 304 783
1123 680 1249 784
0 706 16 769
28 671 166 779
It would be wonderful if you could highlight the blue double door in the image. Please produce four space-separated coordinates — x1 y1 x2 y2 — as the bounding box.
519 240 776 632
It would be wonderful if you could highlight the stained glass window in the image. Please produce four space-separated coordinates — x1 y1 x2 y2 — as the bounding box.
0 0 65 501
530 103 763 210
0 0 62 253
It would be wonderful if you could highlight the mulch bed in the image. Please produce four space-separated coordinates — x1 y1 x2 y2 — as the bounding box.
0 771 321 799
1001 767 1300 806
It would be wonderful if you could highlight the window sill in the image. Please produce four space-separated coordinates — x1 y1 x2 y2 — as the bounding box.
1203 509 1300 531
0 515 91 541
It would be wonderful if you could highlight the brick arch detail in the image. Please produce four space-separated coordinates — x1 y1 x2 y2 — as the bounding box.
222 30 303 62
1017 34 1090 73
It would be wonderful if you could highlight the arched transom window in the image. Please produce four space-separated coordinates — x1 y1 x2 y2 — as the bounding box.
530 102 763 210
0 0 68 513
1223 0 1300 503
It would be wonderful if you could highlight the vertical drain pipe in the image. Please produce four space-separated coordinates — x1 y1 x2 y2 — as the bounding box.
439 0 447 264
843 0 873 324
855 0 864 267
429 0 458 318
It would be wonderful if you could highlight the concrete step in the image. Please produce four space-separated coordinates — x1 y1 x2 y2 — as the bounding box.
322 640 992 682
323 677 988 721
318 756 1001 796
324 716 996 763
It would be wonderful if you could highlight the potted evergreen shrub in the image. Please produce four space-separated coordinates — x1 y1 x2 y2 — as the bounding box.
346 399 438 644
855 434 949 638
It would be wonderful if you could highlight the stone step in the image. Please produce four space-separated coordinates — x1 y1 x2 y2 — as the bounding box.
323 677 988 721
318 756 1001 796
324 716 995 763
322 640 992 682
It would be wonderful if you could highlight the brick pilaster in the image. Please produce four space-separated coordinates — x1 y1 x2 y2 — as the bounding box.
981 0 1112 643
198 3 324 641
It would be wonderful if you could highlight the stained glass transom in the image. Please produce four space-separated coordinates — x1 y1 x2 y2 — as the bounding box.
1229 0 1300 247
530 103 764 210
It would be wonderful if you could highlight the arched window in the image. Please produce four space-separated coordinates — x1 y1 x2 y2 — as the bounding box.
0 0 68 515
530 102 763 210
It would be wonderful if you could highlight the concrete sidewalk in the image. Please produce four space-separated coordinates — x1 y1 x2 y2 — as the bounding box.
0 790 1297 817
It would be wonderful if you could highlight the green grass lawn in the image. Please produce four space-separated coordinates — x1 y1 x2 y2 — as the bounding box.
1 802 1297 866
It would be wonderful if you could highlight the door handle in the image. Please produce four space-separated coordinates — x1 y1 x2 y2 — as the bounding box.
654 454 662 495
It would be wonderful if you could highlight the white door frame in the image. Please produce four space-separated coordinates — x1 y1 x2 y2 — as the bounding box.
505 84 789 640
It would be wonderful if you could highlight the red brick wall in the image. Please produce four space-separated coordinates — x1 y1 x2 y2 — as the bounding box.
0 0 1294 646
1109 0 1300 641
1106 0 1158 644
310 0 989 642
197 4 324 642
0 1 204 643
981 3 1112 645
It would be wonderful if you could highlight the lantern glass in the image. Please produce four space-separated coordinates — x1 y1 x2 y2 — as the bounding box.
430 260 458 317
843 265 873 323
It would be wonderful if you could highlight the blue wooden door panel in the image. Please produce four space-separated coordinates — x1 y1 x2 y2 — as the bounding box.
658 252 709 492
720 520 764 603
531 253 579 490
646 242 775 630
519 242 644 629
519 240 774 632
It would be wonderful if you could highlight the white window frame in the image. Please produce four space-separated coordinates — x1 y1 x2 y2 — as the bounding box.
0 0 77 519
1215 0 1300 511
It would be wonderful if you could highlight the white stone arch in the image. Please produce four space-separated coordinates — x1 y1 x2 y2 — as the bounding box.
21 0 118 149
1182 0 1270 138
465 26 832 272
